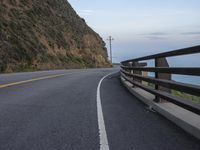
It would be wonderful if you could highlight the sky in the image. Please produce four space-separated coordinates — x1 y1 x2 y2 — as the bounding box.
68 0 200 65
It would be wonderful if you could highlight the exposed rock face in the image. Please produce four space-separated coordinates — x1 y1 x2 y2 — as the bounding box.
0 0 110 72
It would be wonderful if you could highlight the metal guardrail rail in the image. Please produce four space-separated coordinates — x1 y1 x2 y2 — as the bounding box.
120 45 200 115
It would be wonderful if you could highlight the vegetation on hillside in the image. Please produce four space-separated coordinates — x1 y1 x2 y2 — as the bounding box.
0 0 110 72
172 90 200 103
147 83 200 103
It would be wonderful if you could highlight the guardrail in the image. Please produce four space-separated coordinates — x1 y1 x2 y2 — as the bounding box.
120 45 200 115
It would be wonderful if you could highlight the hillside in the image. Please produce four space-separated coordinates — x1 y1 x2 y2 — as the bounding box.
0 0 110 72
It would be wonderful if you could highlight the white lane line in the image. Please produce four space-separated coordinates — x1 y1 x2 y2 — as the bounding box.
97 73 115 150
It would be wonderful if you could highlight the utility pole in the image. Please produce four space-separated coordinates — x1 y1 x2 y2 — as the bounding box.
107 36 114 64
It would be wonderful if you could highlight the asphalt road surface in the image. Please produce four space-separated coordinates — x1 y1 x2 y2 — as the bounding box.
0 68 199 150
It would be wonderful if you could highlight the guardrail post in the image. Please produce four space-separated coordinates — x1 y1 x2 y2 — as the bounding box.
131 62 147 85
155 57 171 102
130 62 135 81
133 62 140 83
128 61 133 74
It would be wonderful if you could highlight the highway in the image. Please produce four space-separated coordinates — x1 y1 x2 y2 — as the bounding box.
0 68 200 150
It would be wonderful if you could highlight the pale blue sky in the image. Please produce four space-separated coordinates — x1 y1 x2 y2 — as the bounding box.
68 0 200 63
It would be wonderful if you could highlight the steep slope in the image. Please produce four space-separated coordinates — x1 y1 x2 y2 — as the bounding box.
0 0 110 72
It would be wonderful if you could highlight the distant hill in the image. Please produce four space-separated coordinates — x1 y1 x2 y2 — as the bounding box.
0 0 110 72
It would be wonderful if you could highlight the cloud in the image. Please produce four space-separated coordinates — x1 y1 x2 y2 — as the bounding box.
138 32 168 40
140 32 168 36
145 36 166 40
78 10 95 16
181 32 200 35
81 10 94 13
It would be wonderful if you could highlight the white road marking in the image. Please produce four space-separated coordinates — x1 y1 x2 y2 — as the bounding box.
97 73 115 150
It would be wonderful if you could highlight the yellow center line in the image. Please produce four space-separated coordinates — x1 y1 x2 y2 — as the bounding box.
0 73 69 89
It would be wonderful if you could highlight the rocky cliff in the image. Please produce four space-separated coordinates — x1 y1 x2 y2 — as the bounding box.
0 0 110 72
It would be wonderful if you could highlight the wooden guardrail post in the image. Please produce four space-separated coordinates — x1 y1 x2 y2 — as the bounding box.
155 57 171 102
131 62 147 85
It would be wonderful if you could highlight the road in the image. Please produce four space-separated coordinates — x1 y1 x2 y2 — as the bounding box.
0 68 199 150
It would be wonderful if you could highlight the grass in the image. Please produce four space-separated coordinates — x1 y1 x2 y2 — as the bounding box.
172 90 200 103
147 83 200 103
